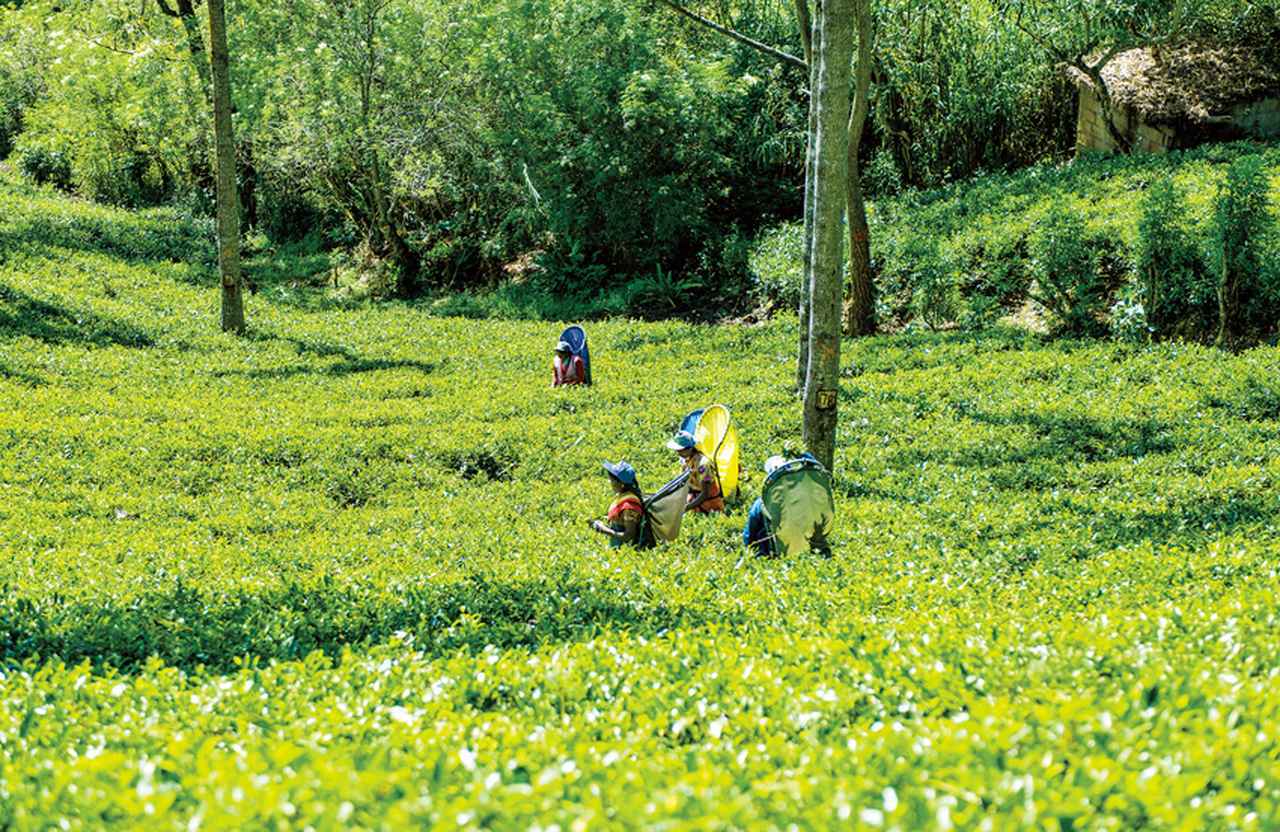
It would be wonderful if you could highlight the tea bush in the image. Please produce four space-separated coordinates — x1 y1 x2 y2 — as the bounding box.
4 179 1280 828
1028 207 1112 336
1133 177 1216 340
903 237 961 331
746 221 805 314
1213 154 1280 346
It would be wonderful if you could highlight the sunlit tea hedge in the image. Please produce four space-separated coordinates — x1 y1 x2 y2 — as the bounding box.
3 177 1280 828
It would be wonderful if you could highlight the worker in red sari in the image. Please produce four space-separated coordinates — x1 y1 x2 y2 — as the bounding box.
589 461 646 547
552 340 586 386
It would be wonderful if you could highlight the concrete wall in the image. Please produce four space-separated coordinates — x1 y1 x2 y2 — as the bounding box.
1231 98 1280 139
1075 86 1173 155
1078 86 1280 155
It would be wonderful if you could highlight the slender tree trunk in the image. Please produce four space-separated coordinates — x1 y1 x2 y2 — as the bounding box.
1085 69 1131 153
844 161 874 333
1216 240 1238 348
842 0 875 335
797 6 820 390
802 0 855 472
157 1 214 191
208 0 244 333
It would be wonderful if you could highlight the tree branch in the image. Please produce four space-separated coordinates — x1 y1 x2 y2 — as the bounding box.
792 0 812 67
1009 10 1072 64
155 0 201 17
655 0 808 71
85 34 180 62
1073 42 1133 152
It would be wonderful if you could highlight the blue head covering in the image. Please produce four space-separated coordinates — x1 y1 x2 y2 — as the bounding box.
602 461 638 488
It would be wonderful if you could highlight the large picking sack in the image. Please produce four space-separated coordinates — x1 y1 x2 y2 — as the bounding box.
761 457 835 557
559 325 592 386
679 404 740 500
643 471 690 543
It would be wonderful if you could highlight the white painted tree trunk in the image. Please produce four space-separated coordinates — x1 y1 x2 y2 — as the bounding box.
802 0 855 471
208 0 244 334
797 8 819 390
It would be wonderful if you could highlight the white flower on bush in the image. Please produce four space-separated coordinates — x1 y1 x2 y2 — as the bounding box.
1109 294 1150 343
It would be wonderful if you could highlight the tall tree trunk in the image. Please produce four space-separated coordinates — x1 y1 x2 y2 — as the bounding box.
796 6 820 390
842 0 875 336
802 0 855 472
208 0 244 334
1216 238 1239 349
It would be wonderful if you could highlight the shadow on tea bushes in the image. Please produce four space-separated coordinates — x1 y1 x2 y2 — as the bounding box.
215 330 446 380
892 409 1179 470
0 281 155 349
1203 373 1280 422
1057 485 1279 549
0 571 705 674
0 197 215 267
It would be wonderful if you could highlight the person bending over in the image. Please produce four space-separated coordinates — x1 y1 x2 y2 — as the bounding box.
553 340 586 387
589 461 645 547
667 430 724 514
744 456 787 556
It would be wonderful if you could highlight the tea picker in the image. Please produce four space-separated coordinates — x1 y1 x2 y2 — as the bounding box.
590 461 691 549
552 325 591 387
677 404 742 504
743 453 835 557
590 462 645 547
669 403 744 514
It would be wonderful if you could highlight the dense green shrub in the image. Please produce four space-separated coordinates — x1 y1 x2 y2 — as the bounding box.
1133 177 1215 340
869 0 1076 191
1212 154 1279 345
869 232 963 329
907 238 961 330
1028 208 1111 336
757 142 1280 340
14 144 70 189
476 0 800 304
0 2 48 159
747 221 804 312
4 7 199 208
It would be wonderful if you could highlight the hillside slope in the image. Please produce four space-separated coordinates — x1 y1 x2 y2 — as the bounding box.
752 141 1280 332
3 179 1280 827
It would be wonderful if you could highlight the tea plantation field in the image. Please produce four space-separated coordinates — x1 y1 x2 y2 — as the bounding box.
3 177 1280 829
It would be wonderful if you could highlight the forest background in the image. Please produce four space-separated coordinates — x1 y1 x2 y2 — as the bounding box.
1 0 1278 321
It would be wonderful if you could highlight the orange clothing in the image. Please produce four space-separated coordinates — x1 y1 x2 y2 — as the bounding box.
605 494 643 548
684 452 724 513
